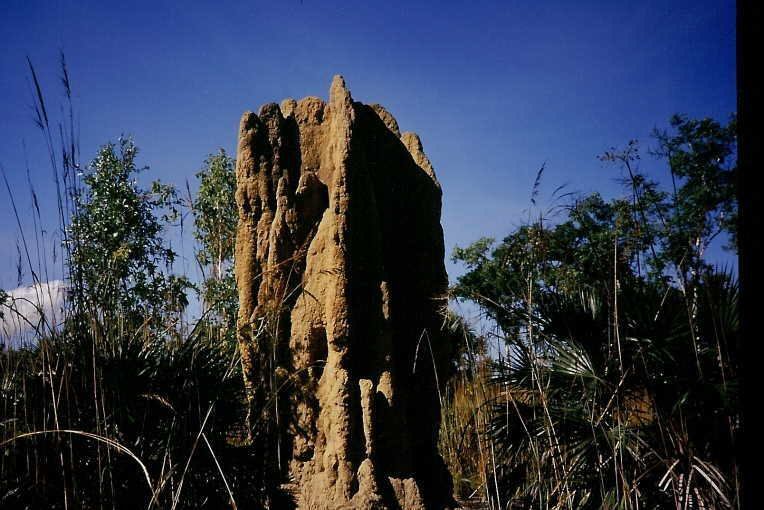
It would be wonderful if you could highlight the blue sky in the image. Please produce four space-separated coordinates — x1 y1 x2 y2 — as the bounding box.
0 0 736 293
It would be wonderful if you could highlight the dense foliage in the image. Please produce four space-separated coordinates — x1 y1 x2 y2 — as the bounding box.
450 115 739 508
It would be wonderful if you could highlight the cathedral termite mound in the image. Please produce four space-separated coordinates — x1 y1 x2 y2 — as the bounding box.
235 75 455 509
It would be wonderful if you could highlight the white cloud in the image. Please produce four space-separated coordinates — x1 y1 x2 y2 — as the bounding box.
1 280 66 347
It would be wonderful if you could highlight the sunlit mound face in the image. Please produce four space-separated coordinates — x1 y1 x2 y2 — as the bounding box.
234 75 454 509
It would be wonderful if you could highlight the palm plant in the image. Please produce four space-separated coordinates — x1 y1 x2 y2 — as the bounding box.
451 114 739 509
484 270 737 509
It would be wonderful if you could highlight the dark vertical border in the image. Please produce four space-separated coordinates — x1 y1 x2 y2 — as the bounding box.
737 1 761 507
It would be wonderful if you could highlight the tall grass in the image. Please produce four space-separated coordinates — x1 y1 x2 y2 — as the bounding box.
0 57 271 509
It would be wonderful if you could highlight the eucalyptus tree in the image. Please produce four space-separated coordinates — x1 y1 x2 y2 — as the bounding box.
67 137 189 328
192 149 237 337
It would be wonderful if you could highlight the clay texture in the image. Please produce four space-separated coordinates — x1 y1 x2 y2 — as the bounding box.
235 76 453 509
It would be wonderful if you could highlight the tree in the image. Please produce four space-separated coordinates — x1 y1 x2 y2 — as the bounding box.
451 115 739 508
67 137 189 325
653 115 737 263
192 149 237 335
